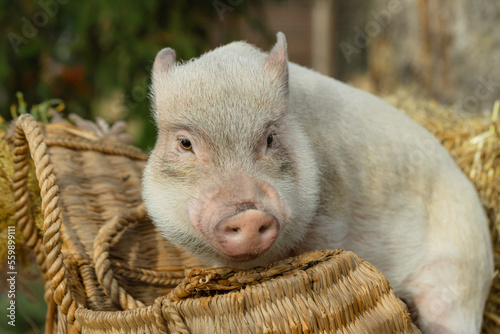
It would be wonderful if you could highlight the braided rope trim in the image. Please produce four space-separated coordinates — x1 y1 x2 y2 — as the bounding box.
111 262 185 286
45 137 148 161
93 205 149 310
14 114 80 326
167 249 344 302
13 118 46 272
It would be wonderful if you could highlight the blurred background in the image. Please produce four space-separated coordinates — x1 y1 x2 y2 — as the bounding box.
1 0 499 332
2 0 499 151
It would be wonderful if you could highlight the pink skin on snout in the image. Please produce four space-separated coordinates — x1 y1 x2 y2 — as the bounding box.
188 178 291 263
213 210 279 262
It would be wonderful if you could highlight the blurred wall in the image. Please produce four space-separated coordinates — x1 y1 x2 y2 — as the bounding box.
369 0 500 112
216 0 379 89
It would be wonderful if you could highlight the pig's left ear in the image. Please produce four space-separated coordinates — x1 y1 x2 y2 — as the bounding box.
263 32 289 91
152 48 176 83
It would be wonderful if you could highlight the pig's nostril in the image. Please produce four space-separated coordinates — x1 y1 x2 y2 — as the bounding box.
214 210 279 260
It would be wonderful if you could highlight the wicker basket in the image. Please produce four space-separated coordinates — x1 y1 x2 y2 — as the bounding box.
12 114 419 333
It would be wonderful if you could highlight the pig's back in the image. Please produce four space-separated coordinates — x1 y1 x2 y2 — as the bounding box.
286 62 453 200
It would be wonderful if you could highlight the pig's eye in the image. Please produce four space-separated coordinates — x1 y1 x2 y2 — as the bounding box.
178 138 192 150
267 134 274 148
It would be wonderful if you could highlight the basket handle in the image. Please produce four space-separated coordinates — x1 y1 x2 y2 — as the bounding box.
14 114 80 326
93 205 148 310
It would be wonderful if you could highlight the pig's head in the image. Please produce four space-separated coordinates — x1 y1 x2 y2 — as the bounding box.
142 33 319 268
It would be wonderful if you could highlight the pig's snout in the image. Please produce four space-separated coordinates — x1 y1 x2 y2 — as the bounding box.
214 209 279 262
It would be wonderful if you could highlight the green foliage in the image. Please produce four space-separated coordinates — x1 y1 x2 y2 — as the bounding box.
5 92 64 128
1 0 276 150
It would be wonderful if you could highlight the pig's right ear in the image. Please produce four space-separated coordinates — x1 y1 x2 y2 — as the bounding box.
152 48 176 82
263 32 289 91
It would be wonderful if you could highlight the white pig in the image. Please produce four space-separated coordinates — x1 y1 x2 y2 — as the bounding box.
142 32 494 333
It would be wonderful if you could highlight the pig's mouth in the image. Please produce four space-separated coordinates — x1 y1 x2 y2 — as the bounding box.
221 253 261 263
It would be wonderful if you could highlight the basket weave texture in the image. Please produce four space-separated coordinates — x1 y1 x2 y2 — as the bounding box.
12 114 419 333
